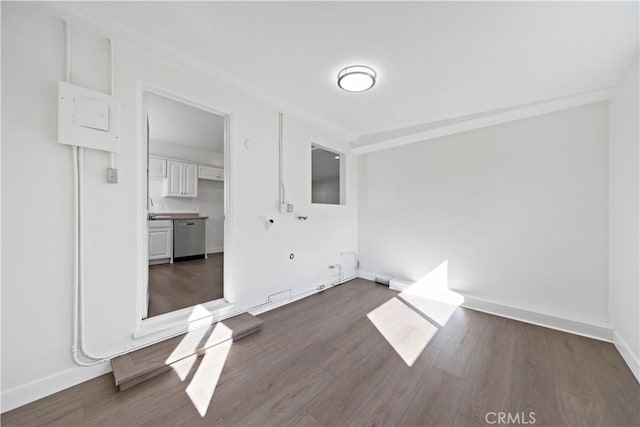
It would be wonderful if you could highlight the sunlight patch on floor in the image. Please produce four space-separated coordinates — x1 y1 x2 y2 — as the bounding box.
399 294 458 326
367 297 438 366
166 325 211 380
170 354 199 381
186 339 232 417
202 322 233 348
399 261 463 326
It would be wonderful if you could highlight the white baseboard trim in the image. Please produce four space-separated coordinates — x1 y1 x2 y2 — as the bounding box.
207 246 223 254
1 361 112 414
613 331 640 382
357 274 612 342
461 294 612 342
357 270 377 281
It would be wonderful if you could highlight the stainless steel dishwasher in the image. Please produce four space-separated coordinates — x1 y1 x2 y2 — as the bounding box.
173 219 206 259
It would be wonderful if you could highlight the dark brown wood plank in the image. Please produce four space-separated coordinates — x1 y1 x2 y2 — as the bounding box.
399 367 466 427
3 279 638 427
148 252 223 318
455 316 516 423
111 312 262 389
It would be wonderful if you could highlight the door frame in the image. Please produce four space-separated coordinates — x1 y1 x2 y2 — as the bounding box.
134 82 233 338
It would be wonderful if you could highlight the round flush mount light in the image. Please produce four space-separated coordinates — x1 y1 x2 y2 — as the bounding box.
337 65 377 92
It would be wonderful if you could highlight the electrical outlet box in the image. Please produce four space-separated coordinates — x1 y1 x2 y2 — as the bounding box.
280 203 294 213
106 168 118 183
58 81 121 152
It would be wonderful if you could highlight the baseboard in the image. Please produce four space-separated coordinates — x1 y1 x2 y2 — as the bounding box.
357 274 612 342
613 331 640 382
207 246 223 254
460 293 612 342
1 362 112 414
357 270 376 281
250 275 358 316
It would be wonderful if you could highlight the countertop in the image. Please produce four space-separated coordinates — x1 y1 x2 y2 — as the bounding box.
148 213 209 220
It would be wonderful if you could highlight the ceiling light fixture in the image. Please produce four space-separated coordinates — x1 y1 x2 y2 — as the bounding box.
337 65 377 93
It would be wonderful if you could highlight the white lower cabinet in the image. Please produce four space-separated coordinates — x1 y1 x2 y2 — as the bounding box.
148 220 173 263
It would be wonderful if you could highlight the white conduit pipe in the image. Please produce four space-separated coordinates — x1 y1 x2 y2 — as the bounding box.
109 39 115 169
64 22 196 364
278 112 285 205
66 21 108 366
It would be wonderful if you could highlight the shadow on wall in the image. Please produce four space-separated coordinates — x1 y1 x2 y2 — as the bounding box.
367 261 464 366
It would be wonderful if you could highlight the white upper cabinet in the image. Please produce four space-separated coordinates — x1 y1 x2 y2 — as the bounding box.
165 160 198 198
149 156 167 179
182 163 198 197
198 165 224 181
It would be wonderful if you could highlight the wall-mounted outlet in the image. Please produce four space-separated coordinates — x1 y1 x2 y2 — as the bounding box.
106 168 118 184
280 203 294 213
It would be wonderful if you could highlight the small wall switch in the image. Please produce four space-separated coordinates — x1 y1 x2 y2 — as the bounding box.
106 168 118 183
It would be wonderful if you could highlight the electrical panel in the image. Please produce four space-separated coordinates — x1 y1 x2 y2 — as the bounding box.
58 81 121 152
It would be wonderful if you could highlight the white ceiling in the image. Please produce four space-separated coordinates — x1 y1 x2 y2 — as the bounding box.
145 92 225 152
67 2 638 141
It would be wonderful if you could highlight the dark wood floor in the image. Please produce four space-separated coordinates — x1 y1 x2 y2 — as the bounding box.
3 279 638 426
148 253 223 317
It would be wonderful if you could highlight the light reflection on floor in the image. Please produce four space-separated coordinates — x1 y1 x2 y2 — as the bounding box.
185 339 232 417
367 260 464 366
167 320 233 417
367 297 438 366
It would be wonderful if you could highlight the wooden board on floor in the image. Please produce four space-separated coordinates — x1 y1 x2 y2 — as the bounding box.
111 313 262 390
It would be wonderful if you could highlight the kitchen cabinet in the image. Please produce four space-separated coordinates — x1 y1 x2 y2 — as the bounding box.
198 165 224 181
148 220 173 264
149 156 167 178
165 160 198 198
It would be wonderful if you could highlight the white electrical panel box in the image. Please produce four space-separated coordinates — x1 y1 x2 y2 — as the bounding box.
58 81 121 152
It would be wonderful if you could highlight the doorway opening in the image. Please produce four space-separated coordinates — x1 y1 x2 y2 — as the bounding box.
143 90 227 319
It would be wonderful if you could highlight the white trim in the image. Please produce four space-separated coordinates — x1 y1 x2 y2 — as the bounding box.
207 246 224 254
1 362 111 414
389 278 412 292
352 89 612 155
357 274 612 342
613 331 640 382
133 299 234 339
357 270 377 281
136 82 233 338
460 293 612 342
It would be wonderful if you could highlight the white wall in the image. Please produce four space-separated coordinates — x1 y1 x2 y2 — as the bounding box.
609 57 640 380
150 139 224 167
358 102 609 325
1 2 357 410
